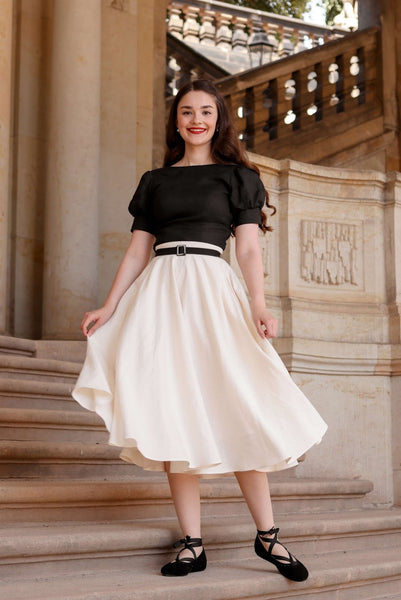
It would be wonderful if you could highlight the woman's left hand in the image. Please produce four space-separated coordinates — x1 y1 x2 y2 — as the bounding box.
251 303 278 339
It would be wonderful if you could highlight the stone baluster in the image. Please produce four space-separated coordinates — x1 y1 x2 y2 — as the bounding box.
182 6 200 43
280 27 295 57
215 13 233 50
309 32 317 48
42 0 101 339
232 16 248 53
292 29 302 54
176 59 193 89
167 3 184 39
276 26 284 57
199 10 216 46
0 0 13 333
166 57 179 96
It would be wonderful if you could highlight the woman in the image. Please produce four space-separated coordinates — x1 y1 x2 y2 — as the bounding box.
73 79 327 582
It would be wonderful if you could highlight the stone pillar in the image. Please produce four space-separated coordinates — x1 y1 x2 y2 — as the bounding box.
380 0 401 171
152 0 168 168
43 0 101 339
385 172 401 343
358 0 381 28
385 172 401 505
0 0 13 334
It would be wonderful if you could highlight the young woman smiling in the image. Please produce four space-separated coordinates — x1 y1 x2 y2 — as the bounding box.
73 79 327 582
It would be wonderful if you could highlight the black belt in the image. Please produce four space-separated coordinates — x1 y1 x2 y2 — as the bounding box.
155 244 221 257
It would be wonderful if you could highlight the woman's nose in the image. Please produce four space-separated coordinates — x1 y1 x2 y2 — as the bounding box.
191 112 202 123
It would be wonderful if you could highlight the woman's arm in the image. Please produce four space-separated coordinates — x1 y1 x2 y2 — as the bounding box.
235 223 278 339
81 229 154 337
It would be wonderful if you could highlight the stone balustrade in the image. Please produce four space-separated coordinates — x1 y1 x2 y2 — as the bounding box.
216 26 380 164
166 0 348 91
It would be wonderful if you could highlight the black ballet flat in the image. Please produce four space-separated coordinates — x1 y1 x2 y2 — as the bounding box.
255 527 309 582
161 535 207 577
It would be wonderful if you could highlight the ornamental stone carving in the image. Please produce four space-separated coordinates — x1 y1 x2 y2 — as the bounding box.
300 220 359 286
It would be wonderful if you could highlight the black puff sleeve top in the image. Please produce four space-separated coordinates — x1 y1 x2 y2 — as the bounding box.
128 164 266 250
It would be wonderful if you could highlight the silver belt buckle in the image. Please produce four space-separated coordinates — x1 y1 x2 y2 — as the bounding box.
176 244 186 256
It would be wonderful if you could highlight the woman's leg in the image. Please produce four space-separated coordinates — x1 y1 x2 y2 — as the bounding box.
234 469 274 530
167 471 203 559
161 470 207 576
167 472 201 537
234 470 288 559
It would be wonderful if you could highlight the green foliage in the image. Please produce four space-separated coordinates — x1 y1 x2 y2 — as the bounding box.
321 0 344 25
219 0 310 20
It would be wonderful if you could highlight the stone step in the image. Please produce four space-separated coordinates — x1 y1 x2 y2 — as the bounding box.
0 510 400 580
0 440 134 478
1 546 400 600
0 335 36 357
0 335 86 364
0 378 78 411
0 407 107 442
0 478 374 523
0 354 81 383
34 339 86 364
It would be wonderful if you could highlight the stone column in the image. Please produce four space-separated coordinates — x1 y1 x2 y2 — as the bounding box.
43 0 101 339
0 0 13 334
385 172 401 344
385 172 401 505
358 0 381 28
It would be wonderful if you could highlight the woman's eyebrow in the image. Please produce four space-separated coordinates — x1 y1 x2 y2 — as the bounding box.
179 105 215 109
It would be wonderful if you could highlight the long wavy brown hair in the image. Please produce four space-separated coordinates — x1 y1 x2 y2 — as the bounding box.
164 79 276 233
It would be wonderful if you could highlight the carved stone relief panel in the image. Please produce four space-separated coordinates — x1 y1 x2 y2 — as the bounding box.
300 220 360 286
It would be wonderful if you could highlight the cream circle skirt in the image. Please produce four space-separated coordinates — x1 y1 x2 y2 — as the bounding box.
72 241 327 476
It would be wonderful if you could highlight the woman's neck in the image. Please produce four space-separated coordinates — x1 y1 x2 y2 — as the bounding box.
177 146 214 167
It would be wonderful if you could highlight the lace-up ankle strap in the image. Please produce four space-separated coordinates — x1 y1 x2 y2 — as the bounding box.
173 536 203 561
257 527 279 538
254 526 309 581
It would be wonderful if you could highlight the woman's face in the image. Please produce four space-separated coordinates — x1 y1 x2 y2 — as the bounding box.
176 90 218 149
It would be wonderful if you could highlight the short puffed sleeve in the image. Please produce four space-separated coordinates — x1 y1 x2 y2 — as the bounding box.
230 166 266 227
128 171 156 235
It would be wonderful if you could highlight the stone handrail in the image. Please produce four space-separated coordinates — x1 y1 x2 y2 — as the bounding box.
215 26 380 160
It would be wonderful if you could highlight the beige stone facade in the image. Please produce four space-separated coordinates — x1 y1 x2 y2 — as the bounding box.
228 154 401 506
0 0 400 510
2 0 166 340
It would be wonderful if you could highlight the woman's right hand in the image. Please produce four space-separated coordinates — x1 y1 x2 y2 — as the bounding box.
80 306 115 337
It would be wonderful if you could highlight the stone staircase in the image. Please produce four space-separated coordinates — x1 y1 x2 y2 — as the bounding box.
1 335 401 599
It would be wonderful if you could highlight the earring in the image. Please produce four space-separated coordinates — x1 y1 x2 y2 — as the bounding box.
176 128 180 133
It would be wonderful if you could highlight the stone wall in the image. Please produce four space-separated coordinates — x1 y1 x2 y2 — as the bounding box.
1 0 166 340
228 153 401 505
